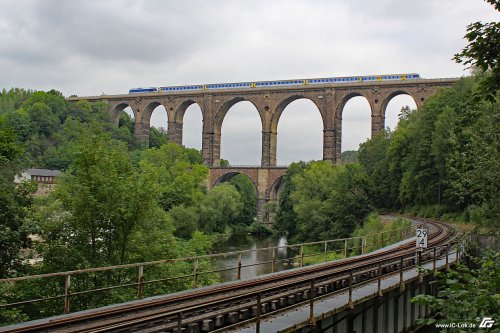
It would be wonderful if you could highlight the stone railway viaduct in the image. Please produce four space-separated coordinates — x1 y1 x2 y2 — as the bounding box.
69 77 458 222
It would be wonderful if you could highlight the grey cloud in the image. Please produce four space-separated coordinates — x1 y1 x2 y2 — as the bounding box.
0 0 497 163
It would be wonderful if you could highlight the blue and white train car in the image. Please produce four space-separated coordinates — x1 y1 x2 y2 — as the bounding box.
129 73 421 94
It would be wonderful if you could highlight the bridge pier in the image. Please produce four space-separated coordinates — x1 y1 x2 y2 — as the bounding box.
167 121 183 145
261 131 277 167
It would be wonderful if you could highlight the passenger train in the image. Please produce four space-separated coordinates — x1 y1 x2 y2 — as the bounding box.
128 73 421 94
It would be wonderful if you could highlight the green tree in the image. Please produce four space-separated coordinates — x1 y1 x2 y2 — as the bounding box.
289 162 372 242
412 249 500 332
0 122 35 278
149 126 168 148
273 161 306 238
453 0 500 101
170 205 200 239
140 143 208 212
41 123 163 269
229 174 257 225
0 88 32 116
22 90 68 122
199 184 243 233
358 132 392 208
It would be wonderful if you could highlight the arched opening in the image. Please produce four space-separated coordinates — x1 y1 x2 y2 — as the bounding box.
267 176 283 201
220 101 262 165
112 105 137 149
182 104 203 150
384 94 418 132
214 172 258 225
341 96 371 153
265 175 283 224
276 99 323 165
149 105 168 148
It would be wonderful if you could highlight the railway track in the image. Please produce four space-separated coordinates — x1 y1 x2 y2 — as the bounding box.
3 219 460 333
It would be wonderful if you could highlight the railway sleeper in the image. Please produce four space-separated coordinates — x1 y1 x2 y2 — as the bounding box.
239 308 250 320
189 322 201 333
214 314 225 327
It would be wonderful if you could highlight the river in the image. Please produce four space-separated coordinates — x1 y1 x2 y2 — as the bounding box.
212 233 292 282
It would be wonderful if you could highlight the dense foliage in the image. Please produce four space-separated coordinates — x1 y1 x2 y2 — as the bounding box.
0 121 36 278
453 0 499 102
274 161 373 243
358 74 499 230
0 88 256 324
412 249 500 332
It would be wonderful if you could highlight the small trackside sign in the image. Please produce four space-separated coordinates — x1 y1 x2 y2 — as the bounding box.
416 229 428 248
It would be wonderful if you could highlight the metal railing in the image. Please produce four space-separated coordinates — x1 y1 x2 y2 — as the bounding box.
0 225 415 322
6 236 467 332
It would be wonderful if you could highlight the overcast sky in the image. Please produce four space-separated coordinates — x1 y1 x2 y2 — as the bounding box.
1 0 498 164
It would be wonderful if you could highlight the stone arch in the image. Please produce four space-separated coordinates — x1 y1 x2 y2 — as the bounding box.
380 90 419 118
211 98 264 166
266 175 283 201
111 102 136 125
141 101 168 125
271 95 325 133
167 99 204 147
382 91 419 131
212 171 258 194
334 92 372 118
173 99 204 124
272 97 325 164
335 92 372 157
213 97 264 134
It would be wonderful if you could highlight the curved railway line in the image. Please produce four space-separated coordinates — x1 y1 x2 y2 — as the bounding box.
3 219 462 333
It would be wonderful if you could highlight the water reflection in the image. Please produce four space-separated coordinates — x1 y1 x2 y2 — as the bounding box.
212 234 292 282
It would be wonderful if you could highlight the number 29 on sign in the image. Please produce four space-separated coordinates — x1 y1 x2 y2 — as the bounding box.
416 229 428 248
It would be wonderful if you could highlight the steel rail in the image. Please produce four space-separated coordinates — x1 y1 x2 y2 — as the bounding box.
1 219 457 333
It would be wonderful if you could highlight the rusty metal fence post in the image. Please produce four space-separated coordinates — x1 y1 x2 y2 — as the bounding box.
418 250 423 283
433 246 437 274
308 279 316 326
344 239 348 258
300 245 304 267
324 241 328 262
348 269 354 309
377 260 383 297
272 249 276 273
237 253 242 280
399 256 405 292
445 243 450 271
256 292 262 333
193 258 199 288
137 265 144 299
64 274 71 314
177 312 183 333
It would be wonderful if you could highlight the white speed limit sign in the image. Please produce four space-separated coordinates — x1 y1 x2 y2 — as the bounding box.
416 229 428 248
